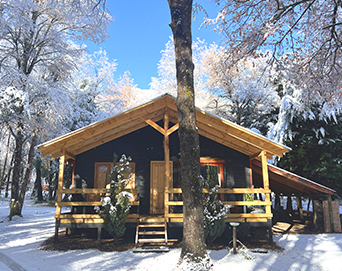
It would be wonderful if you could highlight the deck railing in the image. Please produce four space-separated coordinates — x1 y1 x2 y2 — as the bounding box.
165 188 273 223
55 188 140 224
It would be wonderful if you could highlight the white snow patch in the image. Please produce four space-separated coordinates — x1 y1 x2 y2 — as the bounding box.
0 195 342 270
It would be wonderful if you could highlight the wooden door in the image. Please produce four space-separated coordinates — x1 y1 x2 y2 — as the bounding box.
150 161 172 214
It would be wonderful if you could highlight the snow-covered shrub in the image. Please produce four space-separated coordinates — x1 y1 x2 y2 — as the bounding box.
95 153 133 242
203 166 228 246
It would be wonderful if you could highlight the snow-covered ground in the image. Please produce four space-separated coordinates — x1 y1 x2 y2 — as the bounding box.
1 196 342 271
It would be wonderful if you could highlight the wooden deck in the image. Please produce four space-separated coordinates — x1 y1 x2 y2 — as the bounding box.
54 187 272 226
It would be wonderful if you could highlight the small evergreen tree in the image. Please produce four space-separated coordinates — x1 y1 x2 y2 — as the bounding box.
96 153 133 242
203 166 228 246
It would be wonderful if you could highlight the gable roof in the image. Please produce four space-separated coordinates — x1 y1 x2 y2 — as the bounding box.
37 93 290 159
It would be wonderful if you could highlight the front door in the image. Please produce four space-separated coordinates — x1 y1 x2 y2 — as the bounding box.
150 161 172 214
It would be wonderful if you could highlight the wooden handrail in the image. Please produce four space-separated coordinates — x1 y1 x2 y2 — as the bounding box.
165 188 271 194
165 200 271 207
56 188 106 194
56 201 102 207
56 188 140 194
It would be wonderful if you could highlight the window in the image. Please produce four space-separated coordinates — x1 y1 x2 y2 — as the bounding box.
200 158 225 188
94 162 135 189
176 158 225 188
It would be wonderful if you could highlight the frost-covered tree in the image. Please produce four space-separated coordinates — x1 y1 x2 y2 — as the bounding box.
0 0 111 218
203 44 280 134
205 0 342 117
151 39 281 136
99 71 140 114
150 38 214 109
64 49 118 131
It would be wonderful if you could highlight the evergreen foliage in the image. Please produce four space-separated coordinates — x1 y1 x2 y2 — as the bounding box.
203 166 228 246
278 106 342 196
96 153 133 242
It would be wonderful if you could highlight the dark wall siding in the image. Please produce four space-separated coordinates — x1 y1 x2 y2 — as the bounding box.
75 125 165 214
75 124 251 214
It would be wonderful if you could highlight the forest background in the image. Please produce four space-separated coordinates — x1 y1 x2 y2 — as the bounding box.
1 0 342 219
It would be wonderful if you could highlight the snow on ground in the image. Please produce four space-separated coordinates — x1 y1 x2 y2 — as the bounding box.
1 196 342 271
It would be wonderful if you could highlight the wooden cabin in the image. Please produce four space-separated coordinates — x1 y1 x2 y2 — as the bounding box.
37 94 338 243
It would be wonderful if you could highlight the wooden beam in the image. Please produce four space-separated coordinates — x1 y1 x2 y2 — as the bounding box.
249 151 263 160
69 108 166 156
196 109 289 157
260 150 272 215
64 150 75 160
166 123 179 136
38 95 169 156
164 108 171 221
197 123 274 158
141 116 166 135
56 152 65 215
197 120 275 158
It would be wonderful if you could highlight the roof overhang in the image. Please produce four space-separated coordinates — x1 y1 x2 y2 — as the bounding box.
37 94 290 160
251 159 335 198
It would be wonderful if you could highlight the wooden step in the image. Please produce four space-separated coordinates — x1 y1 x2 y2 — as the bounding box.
138 239 166 243
138 231 166 235
138 224 165 228
135 221 168 246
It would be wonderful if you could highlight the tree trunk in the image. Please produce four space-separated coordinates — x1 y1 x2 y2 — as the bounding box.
0 132 11 194
9 129 24 220
35 160 43 202
18 135 38 213
5 154 14 198
168 0 209 268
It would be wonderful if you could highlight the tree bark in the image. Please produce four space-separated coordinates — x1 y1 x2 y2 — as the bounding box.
35 158 43 202
168 0 209 268
9 128 24 220
5 154 14 198
0 132 11 194
18 135 38 213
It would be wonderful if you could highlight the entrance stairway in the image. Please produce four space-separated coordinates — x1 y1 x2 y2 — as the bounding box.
135 216 168 246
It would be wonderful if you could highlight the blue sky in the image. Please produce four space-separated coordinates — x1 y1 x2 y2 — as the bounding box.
86 1 222 89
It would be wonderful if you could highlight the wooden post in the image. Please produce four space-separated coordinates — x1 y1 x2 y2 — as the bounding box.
56 152 66 216
296 196 304 222
164 108 170 221
323 199 332 233
332 201 342 233
232 226 237 254
286 195 293 212
275 194 281 208
313 200 323 230
260 151 271 215
328 195 334 233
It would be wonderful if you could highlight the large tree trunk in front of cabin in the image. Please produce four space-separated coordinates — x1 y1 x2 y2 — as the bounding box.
18 135 38 213
168 0 209 268
9 128 24 220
